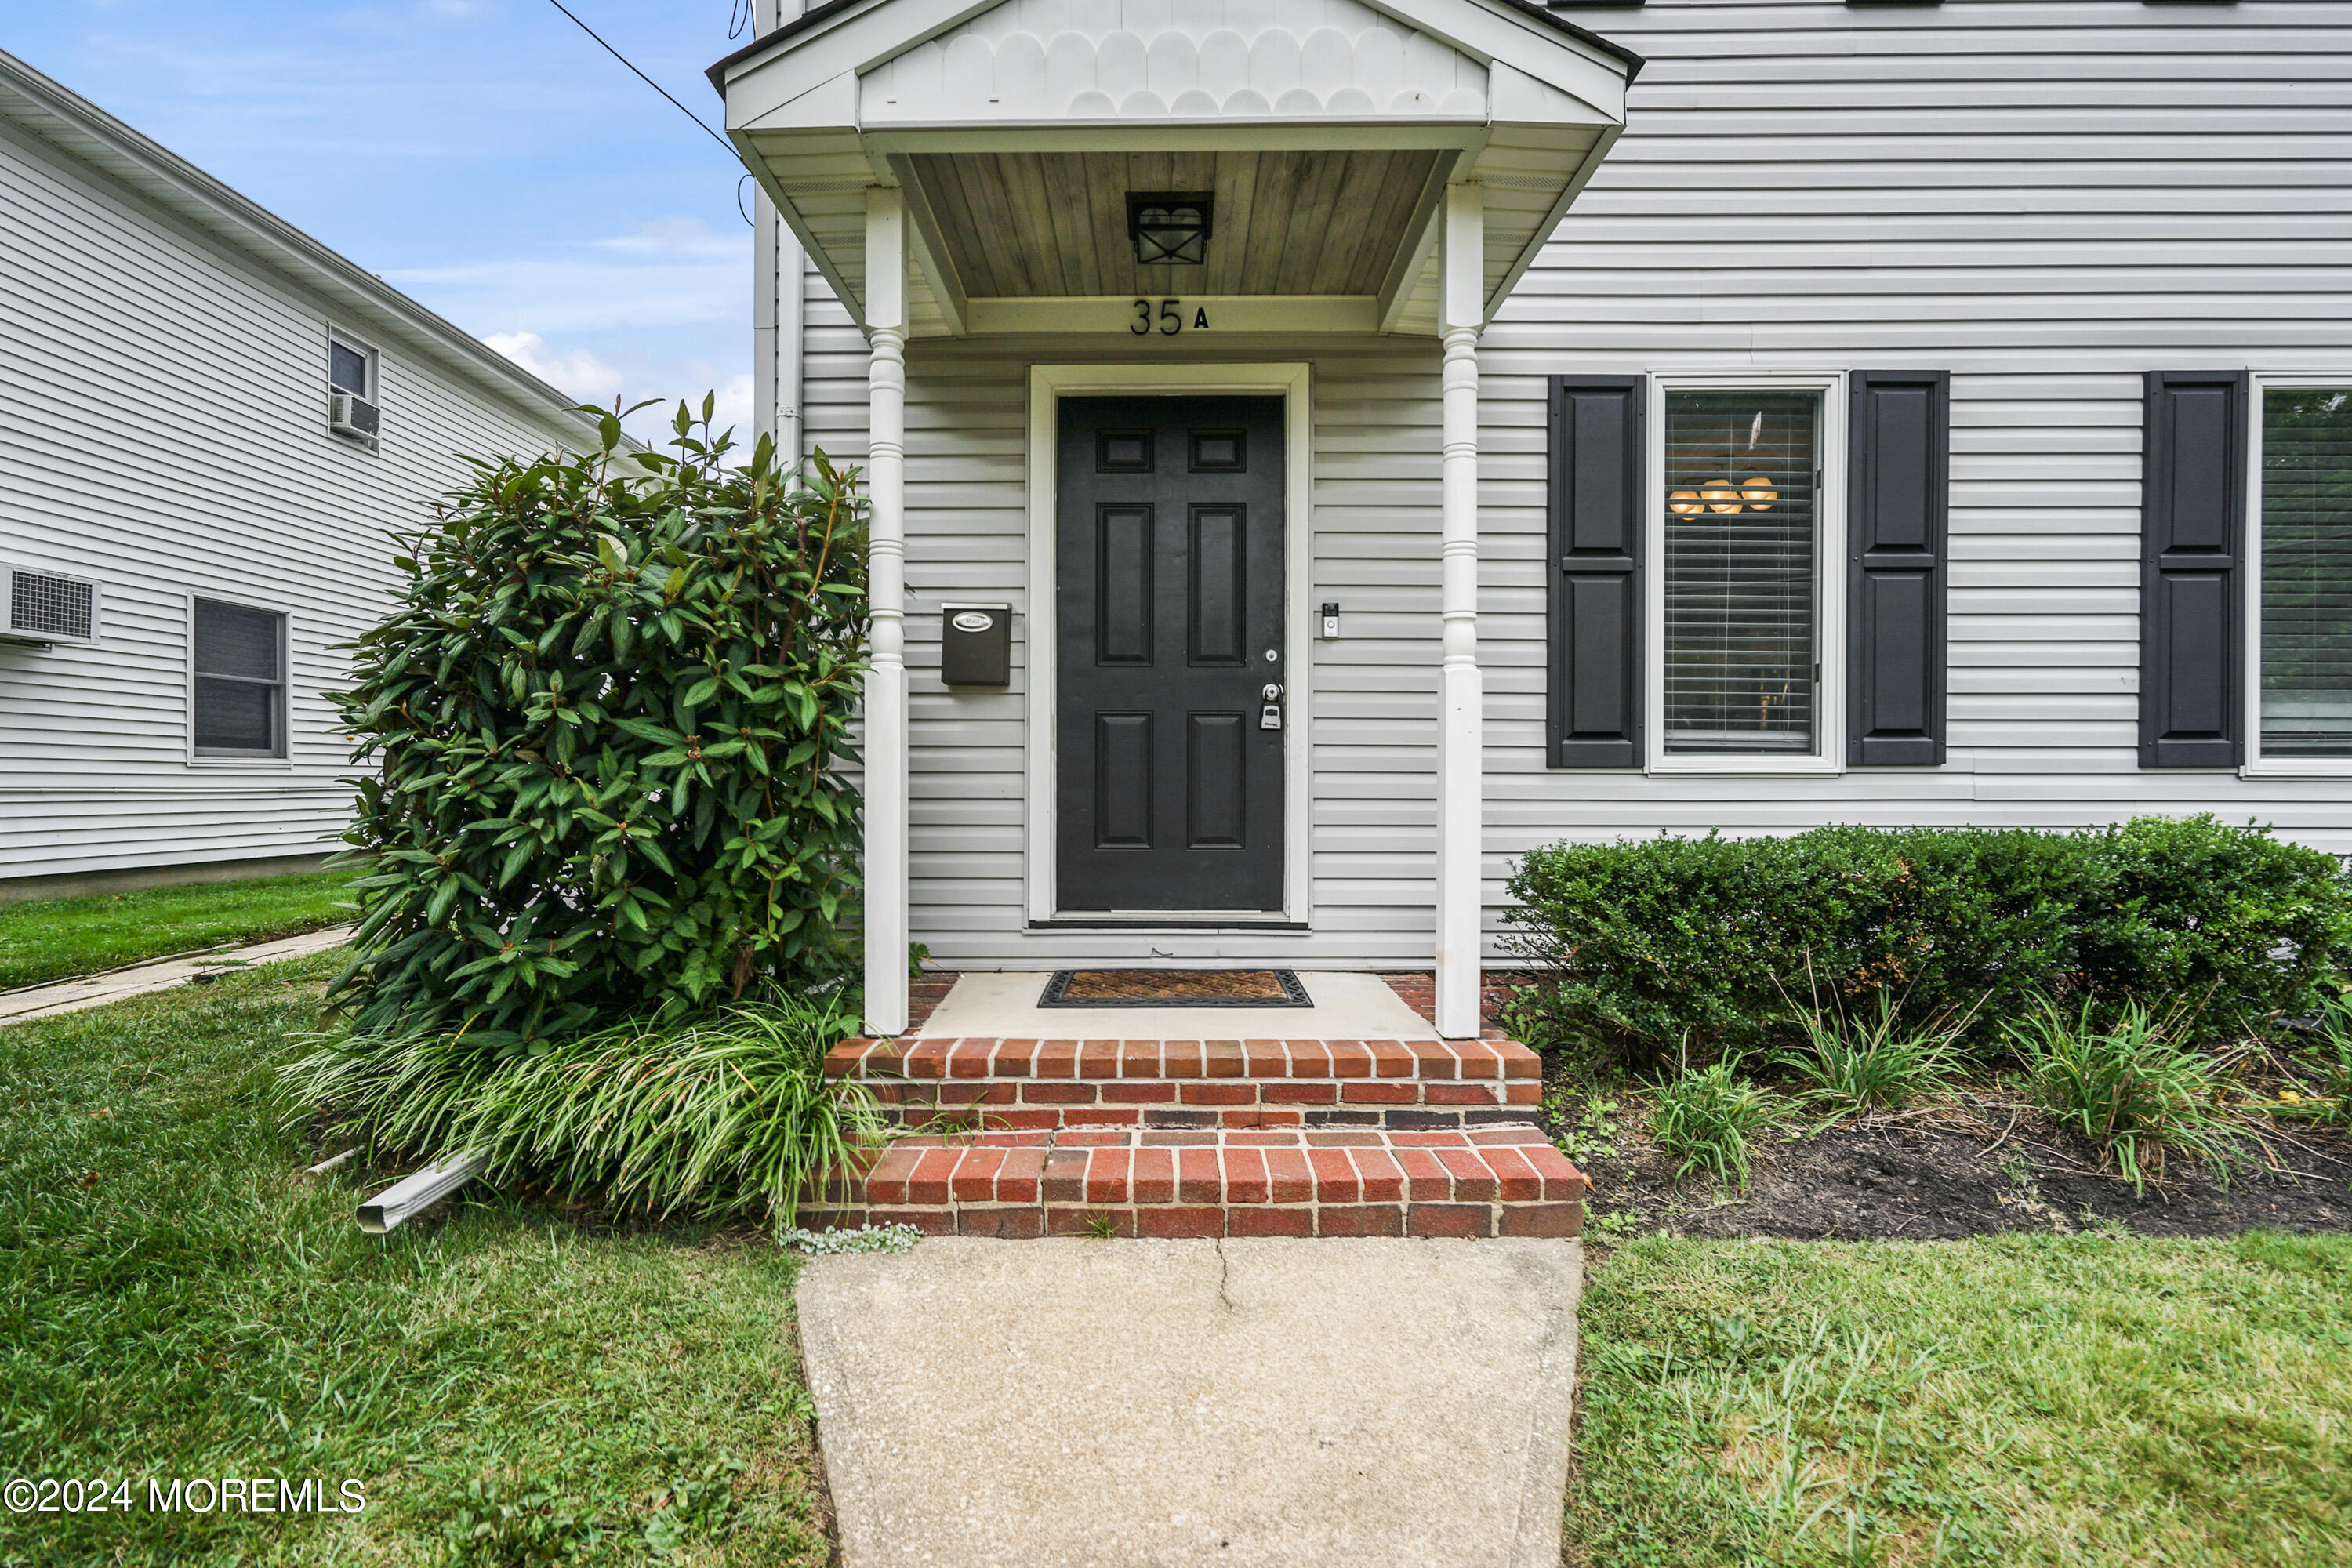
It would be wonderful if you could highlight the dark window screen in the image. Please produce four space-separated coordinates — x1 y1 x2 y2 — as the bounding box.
193 598 285 756
2262 389 2352 758
1661 390 1822 756
330 341 371 397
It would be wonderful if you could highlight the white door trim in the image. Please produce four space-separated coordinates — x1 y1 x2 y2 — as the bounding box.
1025 361 1315 927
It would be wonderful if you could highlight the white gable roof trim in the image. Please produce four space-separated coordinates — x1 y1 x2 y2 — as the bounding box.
0 49 600 441
863 0 1491 125
710 0 1640 126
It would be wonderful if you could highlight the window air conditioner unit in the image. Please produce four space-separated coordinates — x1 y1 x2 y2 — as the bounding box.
1 565 102 647
329 392 381 442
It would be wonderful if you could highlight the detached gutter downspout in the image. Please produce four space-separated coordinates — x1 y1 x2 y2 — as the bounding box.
356 1151 484 1234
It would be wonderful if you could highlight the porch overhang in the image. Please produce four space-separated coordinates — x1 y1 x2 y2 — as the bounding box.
709 0 1639 338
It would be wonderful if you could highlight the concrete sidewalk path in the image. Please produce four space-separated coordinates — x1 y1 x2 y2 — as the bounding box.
795 1236 1583 1566
0 925 354 1025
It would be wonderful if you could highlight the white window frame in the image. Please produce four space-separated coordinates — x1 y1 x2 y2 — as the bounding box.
327 328 378 402
186 593 293 766
2243 372 2352 778
1644 371 1849 776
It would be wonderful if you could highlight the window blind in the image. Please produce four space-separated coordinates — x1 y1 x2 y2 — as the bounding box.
2262 388 2352 758
193 598 285 756
1661 390 1820 755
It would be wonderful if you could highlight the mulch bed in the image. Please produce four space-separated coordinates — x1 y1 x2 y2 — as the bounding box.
1542 1071 2352 1243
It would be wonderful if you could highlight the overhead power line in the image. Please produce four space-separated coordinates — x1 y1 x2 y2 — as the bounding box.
544 0 739 158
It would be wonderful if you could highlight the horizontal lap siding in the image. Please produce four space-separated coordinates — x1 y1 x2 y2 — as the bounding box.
803 256 1450 964
808 1 2352 966
1479 0 2352 914
0 125 579 880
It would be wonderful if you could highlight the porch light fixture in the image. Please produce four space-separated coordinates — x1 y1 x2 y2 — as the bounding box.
1127 192 1213 266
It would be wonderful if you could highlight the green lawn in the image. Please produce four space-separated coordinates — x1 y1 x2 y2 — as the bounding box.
1566 1232 2352 1566
0 952 829 1568
0 873 358 990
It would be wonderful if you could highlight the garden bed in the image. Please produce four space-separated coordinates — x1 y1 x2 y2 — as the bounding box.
1544 1073 2352 1243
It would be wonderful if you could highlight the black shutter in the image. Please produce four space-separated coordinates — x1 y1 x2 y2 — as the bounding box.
1548 376 1646 767
1847 370 1949 765
2140 371 2247 767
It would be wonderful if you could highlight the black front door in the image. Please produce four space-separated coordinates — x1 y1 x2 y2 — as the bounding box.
1057 395 1286 913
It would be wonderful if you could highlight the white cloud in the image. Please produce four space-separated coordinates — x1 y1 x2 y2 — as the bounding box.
389 255 741 334
712 374 755 435
593 216 742 260
484 332 626 405
485 339 758 447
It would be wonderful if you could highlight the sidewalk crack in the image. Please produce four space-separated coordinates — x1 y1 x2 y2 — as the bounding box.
1214 1236 1236 1312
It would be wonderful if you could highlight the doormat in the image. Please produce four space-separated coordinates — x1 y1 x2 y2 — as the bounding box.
1038 969 1312 1008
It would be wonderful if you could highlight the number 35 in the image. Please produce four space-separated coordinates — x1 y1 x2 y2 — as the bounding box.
1131 298 1181 336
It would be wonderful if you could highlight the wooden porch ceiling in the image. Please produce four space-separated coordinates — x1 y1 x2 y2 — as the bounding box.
904 148 1442 299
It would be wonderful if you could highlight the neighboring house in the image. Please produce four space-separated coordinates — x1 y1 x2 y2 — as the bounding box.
715 0 2352 1039
0 51 598 900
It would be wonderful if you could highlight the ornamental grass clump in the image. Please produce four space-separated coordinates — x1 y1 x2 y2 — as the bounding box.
281 990 880 1225
328 398 869 1050
1647 1053 1779 1194
1775 980 1972 1120
2276 993 2352 1127
2003 998 2249 1195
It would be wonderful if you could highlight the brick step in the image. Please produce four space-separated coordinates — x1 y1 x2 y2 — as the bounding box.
826 1036 1544 1131
802 1124 1585 1240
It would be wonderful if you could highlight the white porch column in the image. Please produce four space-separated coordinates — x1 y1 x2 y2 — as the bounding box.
862 187 911 1036
1435 181 1485 1041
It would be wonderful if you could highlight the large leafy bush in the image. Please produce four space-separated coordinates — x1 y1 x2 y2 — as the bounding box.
1504 818 2351 1069
329 402 868 1046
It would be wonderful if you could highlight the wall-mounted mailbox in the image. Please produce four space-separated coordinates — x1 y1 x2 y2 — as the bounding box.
939 603 1012 687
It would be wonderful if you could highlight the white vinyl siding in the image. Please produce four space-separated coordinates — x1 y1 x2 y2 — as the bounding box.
797 0 2352 968
0 113 582 881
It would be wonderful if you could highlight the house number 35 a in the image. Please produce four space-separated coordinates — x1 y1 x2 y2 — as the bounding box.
1131 299 1210 336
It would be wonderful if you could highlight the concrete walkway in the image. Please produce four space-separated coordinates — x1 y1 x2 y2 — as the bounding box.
796 1236 1583 1566
0 925 354 1025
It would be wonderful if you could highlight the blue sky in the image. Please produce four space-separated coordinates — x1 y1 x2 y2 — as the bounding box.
8 0 759 436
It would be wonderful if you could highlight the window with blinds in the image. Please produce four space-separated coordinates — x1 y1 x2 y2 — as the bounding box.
1661 390 1822 756
193 597 286 757
2261 389 2352 759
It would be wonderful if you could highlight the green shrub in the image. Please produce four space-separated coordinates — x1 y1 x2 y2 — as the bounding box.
2004 999 2248 1195
1504 818 2351 1071
281 991 881 1225
328 400 869 1047
1646 1056 1779 1192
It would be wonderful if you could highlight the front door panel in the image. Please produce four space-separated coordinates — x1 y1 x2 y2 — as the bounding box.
1057 395 1285 912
